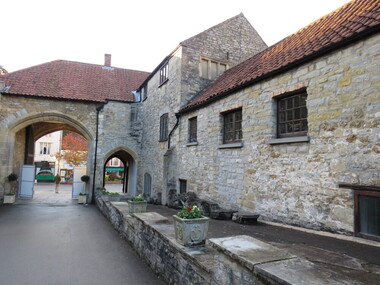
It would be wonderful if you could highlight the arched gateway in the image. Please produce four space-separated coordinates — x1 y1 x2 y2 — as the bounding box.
0 57 149 202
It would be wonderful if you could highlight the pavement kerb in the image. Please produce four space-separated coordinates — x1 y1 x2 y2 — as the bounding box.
260 220 380 248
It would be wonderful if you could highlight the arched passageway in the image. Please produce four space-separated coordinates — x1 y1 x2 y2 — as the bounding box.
5 112 94 203
103 148 137 196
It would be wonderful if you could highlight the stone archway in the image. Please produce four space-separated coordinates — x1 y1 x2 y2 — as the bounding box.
103 147 137 197
1 111 95 201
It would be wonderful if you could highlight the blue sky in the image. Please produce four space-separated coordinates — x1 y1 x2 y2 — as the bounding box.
1 0 349 73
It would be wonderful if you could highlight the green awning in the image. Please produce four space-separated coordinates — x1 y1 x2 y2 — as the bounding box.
105 167 124 172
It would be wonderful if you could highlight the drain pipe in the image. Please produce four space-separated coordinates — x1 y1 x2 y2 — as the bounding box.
91 102 106 203
168 113 180 149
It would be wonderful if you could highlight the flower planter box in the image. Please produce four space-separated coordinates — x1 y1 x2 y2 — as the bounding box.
78 195 87 204
3 195 16 204
127 200 147 214
173 215 209 246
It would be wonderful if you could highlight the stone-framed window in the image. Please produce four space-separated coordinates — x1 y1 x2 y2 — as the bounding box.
39 142 51 154
141 84 148 101
354 190 380 242
200 57 228 80
159 113 169 141
277 91 308 138
159 62 169 86
188 117 197 143
222 108 242 144
179 179 187 194
144 173 152 196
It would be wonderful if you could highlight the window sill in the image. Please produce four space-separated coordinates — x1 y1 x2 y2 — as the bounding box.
186 142 198 147
158 79 169 88
268 136 310 145
159 139 168 143
218 142 243 149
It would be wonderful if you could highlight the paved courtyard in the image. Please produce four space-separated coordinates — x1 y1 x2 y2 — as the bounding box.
0 184 164 285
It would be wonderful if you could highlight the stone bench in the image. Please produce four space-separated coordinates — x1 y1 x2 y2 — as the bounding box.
232 212 260 225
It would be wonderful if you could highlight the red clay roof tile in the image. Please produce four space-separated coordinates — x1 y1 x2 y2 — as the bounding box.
1 60 150 102
180 0 380 113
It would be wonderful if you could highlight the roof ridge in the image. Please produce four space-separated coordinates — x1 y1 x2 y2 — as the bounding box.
180 0 380 113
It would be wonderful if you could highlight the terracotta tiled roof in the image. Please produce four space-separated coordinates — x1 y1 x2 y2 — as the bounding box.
180 0 380 113
0 60 150 102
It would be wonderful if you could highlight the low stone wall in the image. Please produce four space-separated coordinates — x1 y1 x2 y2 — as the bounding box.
95 193 359 285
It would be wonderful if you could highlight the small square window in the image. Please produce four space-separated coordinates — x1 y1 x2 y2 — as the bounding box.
223 109 242 144
277 92 308 138
188 117 197 143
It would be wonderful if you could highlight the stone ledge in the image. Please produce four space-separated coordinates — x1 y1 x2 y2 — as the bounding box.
97 194 360 285
268 136 310 145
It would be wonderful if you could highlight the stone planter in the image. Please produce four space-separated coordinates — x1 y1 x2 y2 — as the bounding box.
3 195 16 204
127 200 147 214
78 195 87 204
173 215 209 246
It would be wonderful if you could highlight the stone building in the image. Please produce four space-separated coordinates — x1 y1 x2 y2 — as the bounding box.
0 0 379 240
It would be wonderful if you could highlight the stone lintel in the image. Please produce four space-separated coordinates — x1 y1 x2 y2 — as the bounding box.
208 235 295 271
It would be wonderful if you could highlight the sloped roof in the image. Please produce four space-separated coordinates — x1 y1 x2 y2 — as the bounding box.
180 0 380 113
0 60 150 102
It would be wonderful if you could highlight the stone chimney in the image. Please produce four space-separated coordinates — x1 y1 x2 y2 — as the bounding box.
104 54 111 67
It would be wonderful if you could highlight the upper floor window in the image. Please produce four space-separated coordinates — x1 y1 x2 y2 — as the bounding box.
200 57 228 80
39 142 52 154
159 113 169 141
277 92 308 138
188 117 197 143
141 85 148 101
223 108 242 144
159 62 169 85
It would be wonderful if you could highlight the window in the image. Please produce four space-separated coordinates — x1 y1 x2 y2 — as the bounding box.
188 117 197 143
200 57 228 80
159 62 169 85
159 113 169 141
130 105 138 122
223 109 242 144
144 173 152 196
277 92 308 138
141 85 148 101
39 142 51 154
179 179 187 194
355 190 380 241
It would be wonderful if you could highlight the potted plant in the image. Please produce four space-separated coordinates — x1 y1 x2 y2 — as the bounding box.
173 205 209 247
81 175 90 183
127 194 147 214
78 192 87 204
4 173 18 204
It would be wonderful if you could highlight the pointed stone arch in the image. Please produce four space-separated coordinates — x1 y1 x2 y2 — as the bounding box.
103 146 138 196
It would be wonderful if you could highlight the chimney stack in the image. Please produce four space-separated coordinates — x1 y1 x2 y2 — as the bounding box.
104 54 111 67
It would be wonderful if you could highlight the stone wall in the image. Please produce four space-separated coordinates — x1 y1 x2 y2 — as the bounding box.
138 14 268 205
0 95 141 200
173 34 380 234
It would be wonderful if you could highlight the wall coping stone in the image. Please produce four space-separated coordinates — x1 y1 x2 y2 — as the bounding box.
98 195 360 285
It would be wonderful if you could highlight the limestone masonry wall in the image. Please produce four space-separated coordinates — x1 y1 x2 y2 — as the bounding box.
174 34 380 234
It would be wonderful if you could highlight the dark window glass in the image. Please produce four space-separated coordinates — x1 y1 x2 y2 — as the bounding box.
159 113 168 141
179 179 187 194
160 62 169 85
188 117 197 143
277 92 308 138
223 109 242 144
